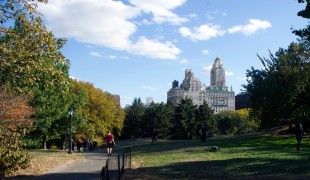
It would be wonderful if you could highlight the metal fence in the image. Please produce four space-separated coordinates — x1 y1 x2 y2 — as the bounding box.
100 148 131 180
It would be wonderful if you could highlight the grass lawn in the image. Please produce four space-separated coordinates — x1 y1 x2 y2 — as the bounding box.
8 149 84 177
114 134 310 179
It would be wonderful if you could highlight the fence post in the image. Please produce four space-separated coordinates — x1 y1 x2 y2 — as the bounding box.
122 152 125 173
106 159 110 180
118 155 121 180
129 148 132 169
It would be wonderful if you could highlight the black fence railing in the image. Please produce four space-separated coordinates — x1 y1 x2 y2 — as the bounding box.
100 148 131 180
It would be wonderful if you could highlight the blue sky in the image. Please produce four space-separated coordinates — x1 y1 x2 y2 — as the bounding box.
38 0 307 107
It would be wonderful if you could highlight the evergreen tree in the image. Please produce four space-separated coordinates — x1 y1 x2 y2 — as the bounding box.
195 100 215 135
172 98 198 140
122 98 145 138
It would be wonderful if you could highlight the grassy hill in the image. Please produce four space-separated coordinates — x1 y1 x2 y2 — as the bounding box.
115 133 310 179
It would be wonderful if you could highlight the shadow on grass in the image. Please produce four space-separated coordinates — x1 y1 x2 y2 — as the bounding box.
128 157 310 180
116 135 309 156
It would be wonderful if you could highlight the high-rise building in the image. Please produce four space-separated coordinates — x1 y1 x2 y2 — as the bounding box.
146 97 153 106
167 57 235 113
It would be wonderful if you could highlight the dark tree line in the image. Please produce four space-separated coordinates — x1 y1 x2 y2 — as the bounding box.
122 98 258 140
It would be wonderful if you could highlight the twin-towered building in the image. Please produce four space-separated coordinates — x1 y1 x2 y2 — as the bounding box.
167 57 235 113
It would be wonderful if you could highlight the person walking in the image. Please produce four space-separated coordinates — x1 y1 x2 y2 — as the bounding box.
151 129 158 143
106 131 114 156
295 123 304 151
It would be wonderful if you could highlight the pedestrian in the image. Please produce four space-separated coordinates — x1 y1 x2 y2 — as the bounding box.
106 131 114 156
77 139 82 152
199 124 207 143
151 129 158 143
295 123 304 151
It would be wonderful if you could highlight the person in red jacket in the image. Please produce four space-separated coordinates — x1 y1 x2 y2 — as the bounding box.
106 131 114 156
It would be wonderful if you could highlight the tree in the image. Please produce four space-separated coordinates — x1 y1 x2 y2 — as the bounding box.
78 81 125 141
143 102 174 138
0 84 32 176
0 0 47 25
292 0 310 40
243 42 310 128
195 100 215 134
0 84 33 128
0 15 70 92
122 98 145 138
172 98 198 140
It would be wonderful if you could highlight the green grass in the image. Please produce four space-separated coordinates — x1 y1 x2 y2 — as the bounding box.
115 134 310 179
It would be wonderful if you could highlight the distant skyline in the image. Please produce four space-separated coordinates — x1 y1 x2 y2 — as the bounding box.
38 0 308 107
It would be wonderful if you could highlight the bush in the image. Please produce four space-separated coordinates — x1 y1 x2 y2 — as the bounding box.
0 126 31 177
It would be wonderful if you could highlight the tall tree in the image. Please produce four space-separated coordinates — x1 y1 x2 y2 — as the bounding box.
79 81 125 141
143 102 174 138
243 42 310 128
195 100 215 134
292 0 310 40
0 15 70 92
172 98 197 140
122 98 145 138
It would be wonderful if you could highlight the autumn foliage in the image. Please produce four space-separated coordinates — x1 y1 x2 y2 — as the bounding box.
0 85 33 129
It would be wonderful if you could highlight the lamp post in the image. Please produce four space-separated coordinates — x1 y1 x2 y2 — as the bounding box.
68 107 73 154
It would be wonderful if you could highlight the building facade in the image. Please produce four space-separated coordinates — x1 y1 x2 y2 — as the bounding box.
167 57 235 113
146 97 154 106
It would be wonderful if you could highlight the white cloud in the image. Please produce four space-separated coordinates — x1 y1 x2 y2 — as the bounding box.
39 0 139 50
202 49 209 55
129 0 188 25
39 0 182 60
179 24 226 41
228 19 271 36
180 18 271 41
237 77 247 80
90 51 102 57
70 76 80 81
189 13 197 18
108 55 116 59
180 58 189 64
142 85 157 91
129 36 181 59
203 65 213 73
225 71 234 77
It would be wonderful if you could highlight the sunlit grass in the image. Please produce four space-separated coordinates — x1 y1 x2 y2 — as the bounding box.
116 134 310 179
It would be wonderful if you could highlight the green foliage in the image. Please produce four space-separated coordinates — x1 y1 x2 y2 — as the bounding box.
172 98 198 139
0 0 48 25
215 109 260 135
78 81 125 140
244 42 310 128
0 15 70 93
122 98 145 138
143 102 174 138
292 0 310 40
196 100 216 133
0 126 31 176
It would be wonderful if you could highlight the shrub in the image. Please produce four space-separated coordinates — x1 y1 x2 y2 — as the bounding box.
0 126 31 177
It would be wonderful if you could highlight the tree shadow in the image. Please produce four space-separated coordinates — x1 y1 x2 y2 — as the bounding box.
127 157 310 180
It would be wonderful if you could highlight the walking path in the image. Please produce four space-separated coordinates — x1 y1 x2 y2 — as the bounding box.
35 149 109 180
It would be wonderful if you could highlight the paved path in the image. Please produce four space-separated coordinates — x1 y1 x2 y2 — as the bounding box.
35 150 110 180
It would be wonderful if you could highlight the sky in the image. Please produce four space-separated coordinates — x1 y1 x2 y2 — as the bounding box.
37 0 308 107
